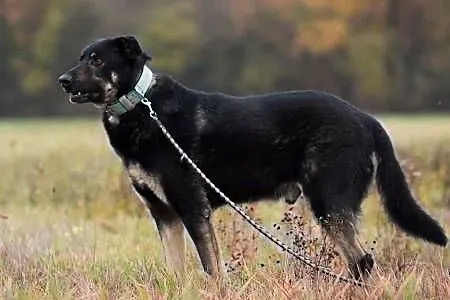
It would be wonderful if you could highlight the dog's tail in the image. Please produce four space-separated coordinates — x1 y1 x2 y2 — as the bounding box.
368 118 447 246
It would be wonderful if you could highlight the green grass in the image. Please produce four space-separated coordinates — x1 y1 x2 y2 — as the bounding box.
0 115 449 299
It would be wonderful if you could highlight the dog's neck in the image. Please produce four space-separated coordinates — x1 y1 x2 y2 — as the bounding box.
106 65 156 120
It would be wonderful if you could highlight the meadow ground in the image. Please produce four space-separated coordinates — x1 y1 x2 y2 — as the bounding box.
0 115 449 299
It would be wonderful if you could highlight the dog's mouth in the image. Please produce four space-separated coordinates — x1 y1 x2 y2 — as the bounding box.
67 91 101 104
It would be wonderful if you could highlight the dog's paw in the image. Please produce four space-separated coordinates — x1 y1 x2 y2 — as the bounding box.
349 253 374 280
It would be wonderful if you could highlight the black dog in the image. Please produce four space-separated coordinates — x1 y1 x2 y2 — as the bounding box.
58 36 447 279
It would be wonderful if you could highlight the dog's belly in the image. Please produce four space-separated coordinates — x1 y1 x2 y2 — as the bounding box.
206 179 303 208
199 151 303 207
204 163 303 207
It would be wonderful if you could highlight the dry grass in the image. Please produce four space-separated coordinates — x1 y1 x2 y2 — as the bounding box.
0 115 449 299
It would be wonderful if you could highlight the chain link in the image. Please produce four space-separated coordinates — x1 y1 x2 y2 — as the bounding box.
141 98 368 287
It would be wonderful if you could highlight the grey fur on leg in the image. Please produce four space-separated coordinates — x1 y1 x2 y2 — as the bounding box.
323 212 373 279
148 202 186 277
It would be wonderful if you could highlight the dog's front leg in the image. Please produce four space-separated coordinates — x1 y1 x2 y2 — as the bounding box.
163 173 222 277
148 200 186 277
183 208 222 277
131 183 186 277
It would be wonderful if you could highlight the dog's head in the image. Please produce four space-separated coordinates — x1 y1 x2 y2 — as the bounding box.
58 36 151 106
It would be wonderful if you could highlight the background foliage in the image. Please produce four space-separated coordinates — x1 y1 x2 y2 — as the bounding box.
1 0 450 116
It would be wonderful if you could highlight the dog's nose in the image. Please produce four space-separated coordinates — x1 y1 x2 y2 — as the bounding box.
58 73 72 89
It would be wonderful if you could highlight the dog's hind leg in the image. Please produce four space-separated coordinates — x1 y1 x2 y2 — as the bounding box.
302 156 374 279
321 210 373 279
307 192 373 279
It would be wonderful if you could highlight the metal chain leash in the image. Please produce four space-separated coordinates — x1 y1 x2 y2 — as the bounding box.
141 98 367 287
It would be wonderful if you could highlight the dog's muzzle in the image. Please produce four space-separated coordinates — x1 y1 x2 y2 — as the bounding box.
58 73 98 103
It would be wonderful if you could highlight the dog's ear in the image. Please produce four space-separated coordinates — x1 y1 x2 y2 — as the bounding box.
113 35 152 61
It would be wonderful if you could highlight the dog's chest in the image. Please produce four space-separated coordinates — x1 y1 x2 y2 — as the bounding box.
127 163 169 206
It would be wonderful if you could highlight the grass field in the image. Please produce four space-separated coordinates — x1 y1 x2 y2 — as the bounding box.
0 115 449 299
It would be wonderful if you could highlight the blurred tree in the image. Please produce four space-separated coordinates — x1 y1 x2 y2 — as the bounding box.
0 0 449 116
20 0 68 94
385 0 426 111
0 17 21 115
139 0 200 75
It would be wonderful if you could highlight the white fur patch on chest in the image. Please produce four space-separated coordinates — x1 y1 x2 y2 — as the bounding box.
127 163 169 206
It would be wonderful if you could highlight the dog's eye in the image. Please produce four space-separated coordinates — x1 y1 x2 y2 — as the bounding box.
92 58 103 66
90 53 103 66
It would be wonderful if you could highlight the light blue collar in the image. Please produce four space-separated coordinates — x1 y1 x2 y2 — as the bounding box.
107 65 155 116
